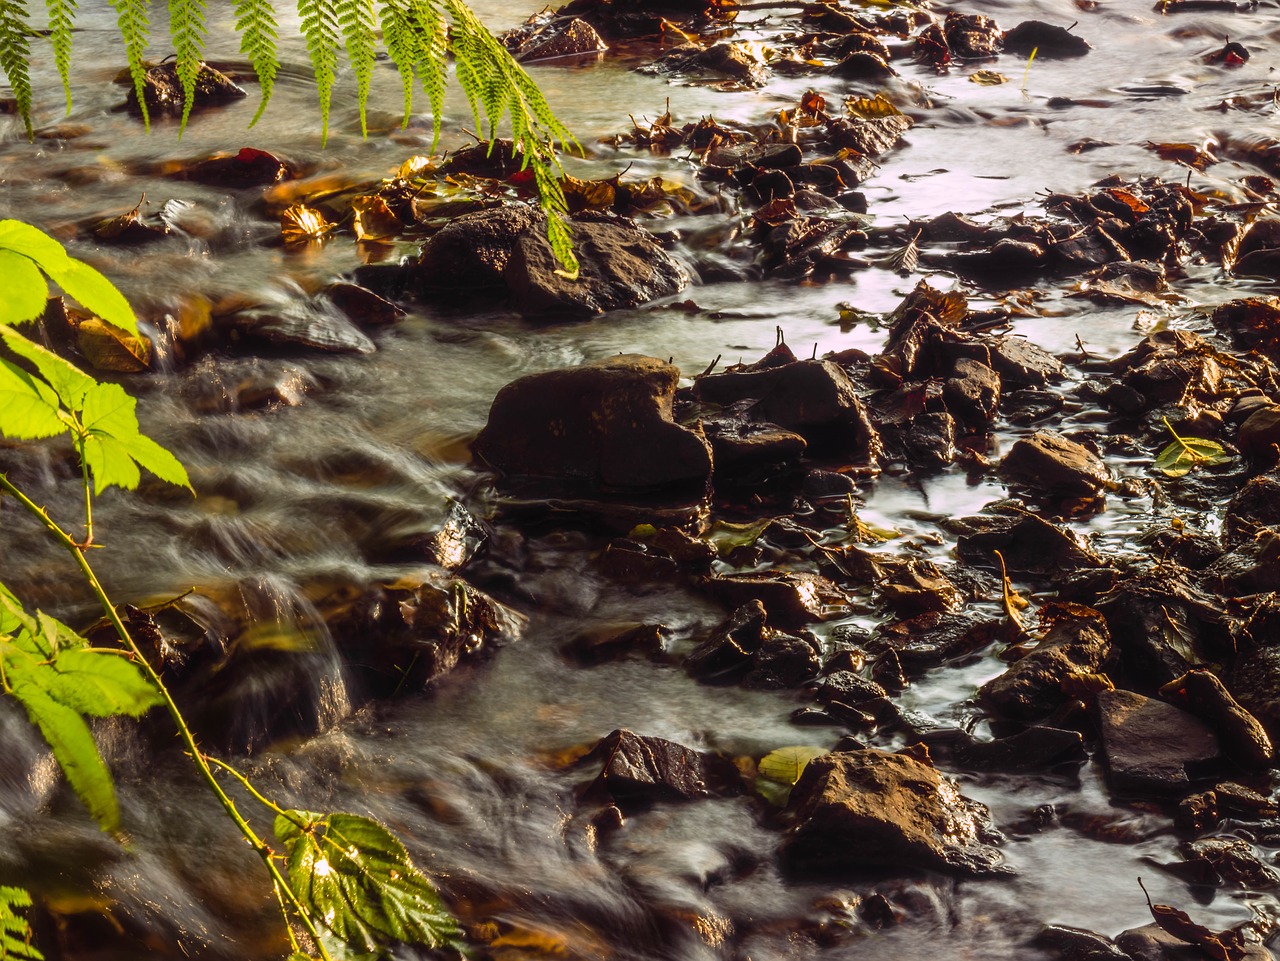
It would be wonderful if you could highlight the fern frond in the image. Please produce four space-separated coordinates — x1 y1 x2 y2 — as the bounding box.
297 0 340 144
232 0 277 125
0 0 33 139
379 0 446 141
378 0 415 125
109 0 151 129
336 0 376 136
168 0 207 133
43 0 76 115
415 0 447 148
0 886 42 960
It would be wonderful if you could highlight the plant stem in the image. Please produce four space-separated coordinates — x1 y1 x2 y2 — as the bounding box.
204 755 305 827
76 436 94 548
0 472 335 961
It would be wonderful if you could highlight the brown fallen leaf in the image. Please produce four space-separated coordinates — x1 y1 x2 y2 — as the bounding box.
352 195 402 242
280 203 334 245
77 317 151 372
1137 878 1247 961
1146 140 1219 171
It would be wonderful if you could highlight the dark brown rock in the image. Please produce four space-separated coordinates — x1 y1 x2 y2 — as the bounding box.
1116 923 1271 961
510 16 606 62
473 354 713 493
699 572 849 627
1003 20 1091 58
1161 670 1273 769
951 726 1086 771
1001 431 1111 498
579 729 737 805
416 205 687 316
980 606 1112 721
685 600 769 681
1176 837 1280 888
700 413 807 475
1094 690 1220 796
872 611 999 673
956 508 1104 574
782 749 1010 877
945 12 1002 58
1226 644 1280 741
1238 405 1280 457
945 357 1001 423
124 61 246 118
1225 473 1280 544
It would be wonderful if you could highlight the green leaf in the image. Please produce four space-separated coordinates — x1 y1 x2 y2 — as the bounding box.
755 746 825 807
0 250 49 325
0 220 71 273
9 680 120 832
0 324 96 411
0 358 67 440
109 0 151 130
0 885 43 960
167 0 209 133
336 0 378 137
706 518 771 558
76 382 190 492
43 258 139 334
1154 418 1234 478
233 0 279 125
297 0 341 145
274 810 462 956
40 648 162 718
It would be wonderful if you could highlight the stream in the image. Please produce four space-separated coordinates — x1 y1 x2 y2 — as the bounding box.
2 0 1280 957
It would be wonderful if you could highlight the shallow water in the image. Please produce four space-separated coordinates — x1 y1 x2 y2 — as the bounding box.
2 0 1280 957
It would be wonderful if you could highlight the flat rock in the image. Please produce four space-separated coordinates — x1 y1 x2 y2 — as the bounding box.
415 205 687 316
1001 430 1110 498
1116 923 1271 961
699 571 849 627
956 508 1103 574
782 749 1011 877
980 606 1112 721
1094 690 1220 796
472 354 713 493
944 357 1001 423
579 729 736 805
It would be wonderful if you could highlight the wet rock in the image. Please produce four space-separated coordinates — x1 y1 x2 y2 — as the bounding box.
944 357 1001 424
782 749 1010 877
745 632 823 689
473 354 713 494
1174 837 1280 888
1003 21 1091 58
1114 330 1229 406
1160 670 1273 769
705 141 802 170
416 205 687 316
757 214 868 279
507 16 606 62
825 115 912 161
700 411 807 476
579 729 737 805
1116 923 1271 961
174 147 291 187
1226 645 1280 740
1034 925 1131 961
699 572 848 627
325 282 405 328
890 411 957 469
834 51 895 79
956 508 1104 575
647 41 769 87
1093 572 1223 686
124 61 246 118
1003 388 1066 424
951 726 1086 771
985 336 1066 386
565 623 667 665
363 501 489 569
1001 431 1111 498
1234 219 1280 279
1237 405 1280 458
224 302 377 354
1204 531 1280 595
1094 690 1219 796
980 606 1112 721
691 356 882 464
1212 296 1280 358
872 611 999 674
685 600 769 680
944 12 1003 59
1224 473 1280 543
1051 224 1129 273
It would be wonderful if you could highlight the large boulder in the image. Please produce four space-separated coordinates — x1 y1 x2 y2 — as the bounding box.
415 205 687 316
782 749 1010 877
473 354 713 493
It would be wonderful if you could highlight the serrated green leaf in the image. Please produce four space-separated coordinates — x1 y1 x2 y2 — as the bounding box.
0 251 48 325
275 810 461 955
43 258 138 334
77 382 190 492
81 433 142 493
0 885 43 961
0 358 67 440
0 324 96 410
40 649 161 717
10 680 120 832
117 431 191 489
0 220 72 272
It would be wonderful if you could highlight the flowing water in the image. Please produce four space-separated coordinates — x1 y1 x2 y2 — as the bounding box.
2 0 1280 957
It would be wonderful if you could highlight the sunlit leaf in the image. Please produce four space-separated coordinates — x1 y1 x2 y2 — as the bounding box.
0 250 49 325
76 318 151 372
844 93 901 119
280 204 334 245
0 358 66 440
0 220 72 273
352 195 402 242
274 810 462 956
79 382 191 492
969 69 1007 85
0 885 43 960
43 259 139 335
0 324 96 410
755 746 825 806
705 518 771 557
1154 417 1233 478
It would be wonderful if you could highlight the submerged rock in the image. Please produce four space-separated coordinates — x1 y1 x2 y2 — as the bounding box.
1000 431 1111 498
473 354 713 494
782 749 1010 877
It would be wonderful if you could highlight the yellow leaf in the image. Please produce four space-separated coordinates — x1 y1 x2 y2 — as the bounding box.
353 196 402 242
280 204 333 245
396 155 435 180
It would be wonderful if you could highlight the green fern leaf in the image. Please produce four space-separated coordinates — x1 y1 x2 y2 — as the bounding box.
110 0 151 129
0 0 34 139
167 0 208 133
0 886 43 960
232 0 278 125
44 0 76 114
377 0 416 125
297 0 340 145
379 0 444 137
336 0 377 136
